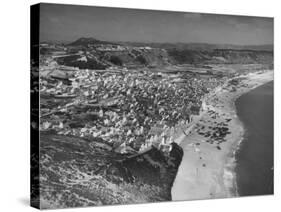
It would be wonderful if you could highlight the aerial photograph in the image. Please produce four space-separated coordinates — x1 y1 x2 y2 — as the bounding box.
31 3 273 209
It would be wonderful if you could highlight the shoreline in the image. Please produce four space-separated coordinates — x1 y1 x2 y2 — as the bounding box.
171 70 274 201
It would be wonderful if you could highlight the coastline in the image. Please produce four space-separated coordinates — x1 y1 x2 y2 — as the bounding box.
171 70 274 201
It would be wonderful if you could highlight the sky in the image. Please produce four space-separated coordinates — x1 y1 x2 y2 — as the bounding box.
39 3 273 45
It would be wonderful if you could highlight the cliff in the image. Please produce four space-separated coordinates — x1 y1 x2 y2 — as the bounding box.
38 132 183 209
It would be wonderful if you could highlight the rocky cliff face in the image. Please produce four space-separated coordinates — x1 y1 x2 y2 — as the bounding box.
39 131 183 209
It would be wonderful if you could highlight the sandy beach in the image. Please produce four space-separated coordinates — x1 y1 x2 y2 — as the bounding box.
171 70 274 201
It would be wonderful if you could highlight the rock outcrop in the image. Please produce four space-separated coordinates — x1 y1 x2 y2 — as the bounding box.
39 131 183 209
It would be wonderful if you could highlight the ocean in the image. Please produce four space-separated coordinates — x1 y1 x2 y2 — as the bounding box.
235 80 274 196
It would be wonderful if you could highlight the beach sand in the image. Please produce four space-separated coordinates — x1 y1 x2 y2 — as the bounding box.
171 70 274 201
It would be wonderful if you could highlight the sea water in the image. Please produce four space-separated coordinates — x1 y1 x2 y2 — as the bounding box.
235 81 274 196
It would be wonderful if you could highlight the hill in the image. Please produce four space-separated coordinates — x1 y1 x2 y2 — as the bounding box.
122 42 273 52
52 37 273 69
37 131 183 208
167 48 273 65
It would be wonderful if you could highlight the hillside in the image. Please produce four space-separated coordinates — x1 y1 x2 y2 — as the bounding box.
122 42 273 51
69 37 116 46
46 37 273 70
38 132 183 208
167 49 273 65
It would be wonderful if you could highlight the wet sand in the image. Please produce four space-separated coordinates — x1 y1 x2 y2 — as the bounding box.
171 70 274 201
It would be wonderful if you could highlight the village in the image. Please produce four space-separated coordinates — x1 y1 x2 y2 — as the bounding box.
39 43 227 156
